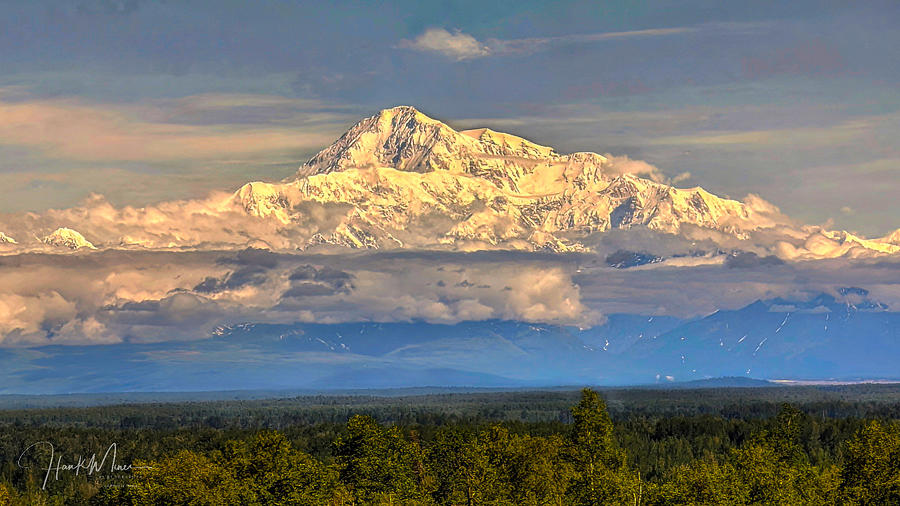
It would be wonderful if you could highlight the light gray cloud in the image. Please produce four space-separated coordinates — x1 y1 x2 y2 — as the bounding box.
1 248 899 347
575 255 900 317
486 27 697 56
0 251 600 346
602 155 691 185
0 88 361 213
399 26 695 61
398 28 491 61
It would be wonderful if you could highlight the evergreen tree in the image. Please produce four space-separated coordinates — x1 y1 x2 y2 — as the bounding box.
566 388 637 505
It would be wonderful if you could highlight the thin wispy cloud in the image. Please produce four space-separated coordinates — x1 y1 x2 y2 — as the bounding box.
490 27 697 55
0 93 347 163
399 26 696 61
648 114 899 148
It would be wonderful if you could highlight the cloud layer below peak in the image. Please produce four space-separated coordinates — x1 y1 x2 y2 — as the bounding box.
1 248 900 348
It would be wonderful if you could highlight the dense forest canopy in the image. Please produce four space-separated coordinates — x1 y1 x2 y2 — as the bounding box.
1 385 900 504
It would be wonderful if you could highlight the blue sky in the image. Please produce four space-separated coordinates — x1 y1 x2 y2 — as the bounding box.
0 0 898 235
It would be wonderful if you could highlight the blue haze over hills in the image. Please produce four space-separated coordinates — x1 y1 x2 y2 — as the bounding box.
3 289 897 394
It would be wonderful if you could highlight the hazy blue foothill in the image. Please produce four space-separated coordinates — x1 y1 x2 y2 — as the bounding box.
2 291 897 395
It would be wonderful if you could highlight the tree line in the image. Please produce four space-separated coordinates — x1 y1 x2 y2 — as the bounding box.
2 388 899 504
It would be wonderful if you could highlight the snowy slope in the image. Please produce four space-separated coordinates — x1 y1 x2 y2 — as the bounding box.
0 106 896 257
42 228 97 250
239 106 782 251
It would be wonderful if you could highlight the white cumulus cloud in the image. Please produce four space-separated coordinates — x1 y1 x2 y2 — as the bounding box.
398 28 491 61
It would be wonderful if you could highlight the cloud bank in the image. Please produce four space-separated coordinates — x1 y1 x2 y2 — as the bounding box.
0 250 600 346
2 248 900 347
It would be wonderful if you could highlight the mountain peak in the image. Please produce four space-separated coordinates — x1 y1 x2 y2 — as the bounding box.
879 227 900 245
7 107 893 258
459 127 557 158
377 104 430 119
295 105 461 179
42 227 97 250
272 106 880 254
294 105 568 193
370 105 448 131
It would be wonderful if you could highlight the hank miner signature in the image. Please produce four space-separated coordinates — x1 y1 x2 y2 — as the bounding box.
17 441 152 490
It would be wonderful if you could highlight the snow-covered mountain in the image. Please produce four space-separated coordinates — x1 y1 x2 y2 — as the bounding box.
241 106 790 251
42 227 97 250
1 105 898 257
296 105 587 191
627 289 900 381
234 105 895 255
877 228 900 246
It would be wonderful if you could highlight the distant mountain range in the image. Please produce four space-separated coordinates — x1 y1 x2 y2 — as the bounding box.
1 106 897 258
3 289 896 394
1 106 898 393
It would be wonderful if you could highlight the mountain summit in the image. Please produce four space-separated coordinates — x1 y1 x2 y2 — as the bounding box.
273 106 780 251
2 106 898 257
295 105 577 193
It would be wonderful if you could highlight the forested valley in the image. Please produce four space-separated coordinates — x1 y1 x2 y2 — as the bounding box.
2 385 900 505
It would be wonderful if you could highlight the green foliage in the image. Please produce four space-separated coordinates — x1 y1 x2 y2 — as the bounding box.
649 404 841 505
567 388 638 505
652 456 747 504
96 432 346 505
1 387 899 504
223 431 346 504
483 426 572 505
333 414 427 504
841 420 900 504
99 450 242 505
0 482 11 506
428 427 497 505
